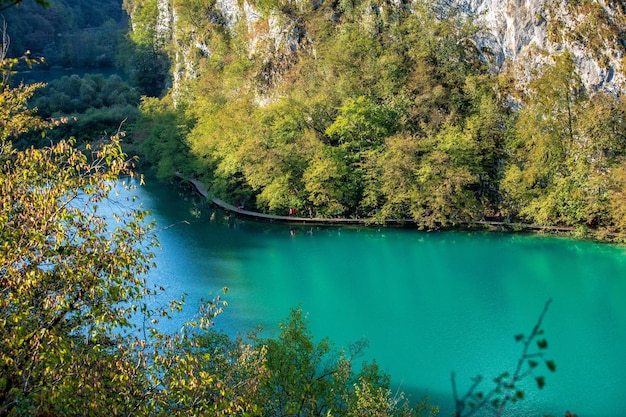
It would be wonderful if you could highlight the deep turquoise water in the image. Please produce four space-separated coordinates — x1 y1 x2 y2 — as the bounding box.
126 179 626 417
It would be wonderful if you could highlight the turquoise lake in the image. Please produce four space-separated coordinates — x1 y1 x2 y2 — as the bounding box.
125 178 626 417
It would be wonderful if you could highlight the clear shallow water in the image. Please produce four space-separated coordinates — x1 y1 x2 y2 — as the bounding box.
128 179 626 417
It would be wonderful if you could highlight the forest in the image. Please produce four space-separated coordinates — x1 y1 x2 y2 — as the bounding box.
127 0 626 240
2 0 127 69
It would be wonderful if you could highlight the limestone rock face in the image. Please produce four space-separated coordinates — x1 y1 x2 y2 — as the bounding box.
461 0 547 63
446 0 625 93
155 0 173 42
140 0 625 96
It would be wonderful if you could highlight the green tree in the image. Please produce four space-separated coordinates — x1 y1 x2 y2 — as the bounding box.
133 95 195 179
258 308 354 416
0 82 48 153
254 308 437 417
242 100 311 213
325 96 398 152
0 138 158 413
0 68 158 414
3 0 127 69
303 146 354 216
17 73 142 146
371 127 480 228
502 52 626 233
121 0 170 96
502 53 580 224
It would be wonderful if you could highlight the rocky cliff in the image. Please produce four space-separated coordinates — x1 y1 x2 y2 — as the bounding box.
143 0 625 97
447 0 625 94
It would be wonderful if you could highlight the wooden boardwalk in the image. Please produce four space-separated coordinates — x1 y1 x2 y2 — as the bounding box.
178 174 576 232
184 177 372 225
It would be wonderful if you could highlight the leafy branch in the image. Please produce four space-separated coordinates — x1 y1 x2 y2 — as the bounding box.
452 299 555 417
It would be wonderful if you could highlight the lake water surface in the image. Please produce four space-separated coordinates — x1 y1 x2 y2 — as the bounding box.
127 178 626 417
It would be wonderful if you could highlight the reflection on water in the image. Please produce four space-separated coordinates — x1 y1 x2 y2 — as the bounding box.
130 178 626 417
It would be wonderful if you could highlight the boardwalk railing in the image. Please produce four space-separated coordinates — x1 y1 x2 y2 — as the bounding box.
183 176 374 225
177 174 577 232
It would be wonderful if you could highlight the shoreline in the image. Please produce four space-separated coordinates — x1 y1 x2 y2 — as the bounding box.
174 173 604 237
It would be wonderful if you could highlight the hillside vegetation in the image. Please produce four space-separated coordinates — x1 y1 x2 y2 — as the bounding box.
128 0 626 239
3 0 127 69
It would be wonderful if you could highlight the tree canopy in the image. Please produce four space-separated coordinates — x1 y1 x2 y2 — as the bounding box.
3 0 127 69
131 0 626 239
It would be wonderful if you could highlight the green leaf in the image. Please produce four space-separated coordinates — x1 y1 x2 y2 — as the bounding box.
536 376 546 389
546 360 556 372
537 338 548 349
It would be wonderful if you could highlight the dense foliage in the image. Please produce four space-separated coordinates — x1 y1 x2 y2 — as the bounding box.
2 0 127 69
16 73 141 145
131 0 626 239
120 0 171 96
